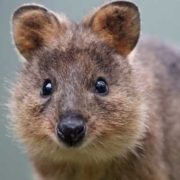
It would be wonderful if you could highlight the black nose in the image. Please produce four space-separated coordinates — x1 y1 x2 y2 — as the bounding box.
57 114 86 146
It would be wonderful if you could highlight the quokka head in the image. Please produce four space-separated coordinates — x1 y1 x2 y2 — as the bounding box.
11 1 146 163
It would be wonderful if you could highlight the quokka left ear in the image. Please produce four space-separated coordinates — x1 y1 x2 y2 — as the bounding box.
12 4 67 61
83 1 140 56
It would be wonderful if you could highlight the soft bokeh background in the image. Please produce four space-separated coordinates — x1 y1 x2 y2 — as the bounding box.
0 0 180 179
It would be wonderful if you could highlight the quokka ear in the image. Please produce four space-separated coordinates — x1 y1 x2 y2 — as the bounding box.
12 4 67 60
84 1 140 56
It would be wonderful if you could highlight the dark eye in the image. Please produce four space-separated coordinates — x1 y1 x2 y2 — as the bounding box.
95 77 108 95
41 79 53 97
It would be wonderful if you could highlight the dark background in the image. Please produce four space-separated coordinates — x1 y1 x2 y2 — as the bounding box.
0 0 180 179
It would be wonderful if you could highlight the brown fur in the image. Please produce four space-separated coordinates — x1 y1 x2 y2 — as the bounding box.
84 1 140 56
13 5 68 60
10 1 180 180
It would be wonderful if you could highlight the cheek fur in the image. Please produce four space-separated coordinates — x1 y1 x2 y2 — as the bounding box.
11 88 57 143
85 91 144 155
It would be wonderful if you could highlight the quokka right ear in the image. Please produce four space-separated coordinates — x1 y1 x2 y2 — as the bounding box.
83 1 140 57
12 4 67 61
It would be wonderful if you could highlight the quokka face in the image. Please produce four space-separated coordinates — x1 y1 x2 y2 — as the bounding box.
11 1 146 163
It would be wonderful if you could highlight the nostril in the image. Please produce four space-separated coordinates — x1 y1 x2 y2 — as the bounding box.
75 125 85 136
56 115 86 146
57 124 65 139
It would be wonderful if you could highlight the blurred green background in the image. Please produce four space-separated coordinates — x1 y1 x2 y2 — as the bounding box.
0 0 180 179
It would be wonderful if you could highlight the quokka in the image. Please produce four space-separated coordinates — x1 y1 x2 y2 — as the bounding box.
10 1 180 180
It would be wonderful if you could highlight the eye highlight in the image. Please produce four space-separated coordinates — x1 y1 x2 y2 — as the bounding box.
41 79 53 97
95 77 108 96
